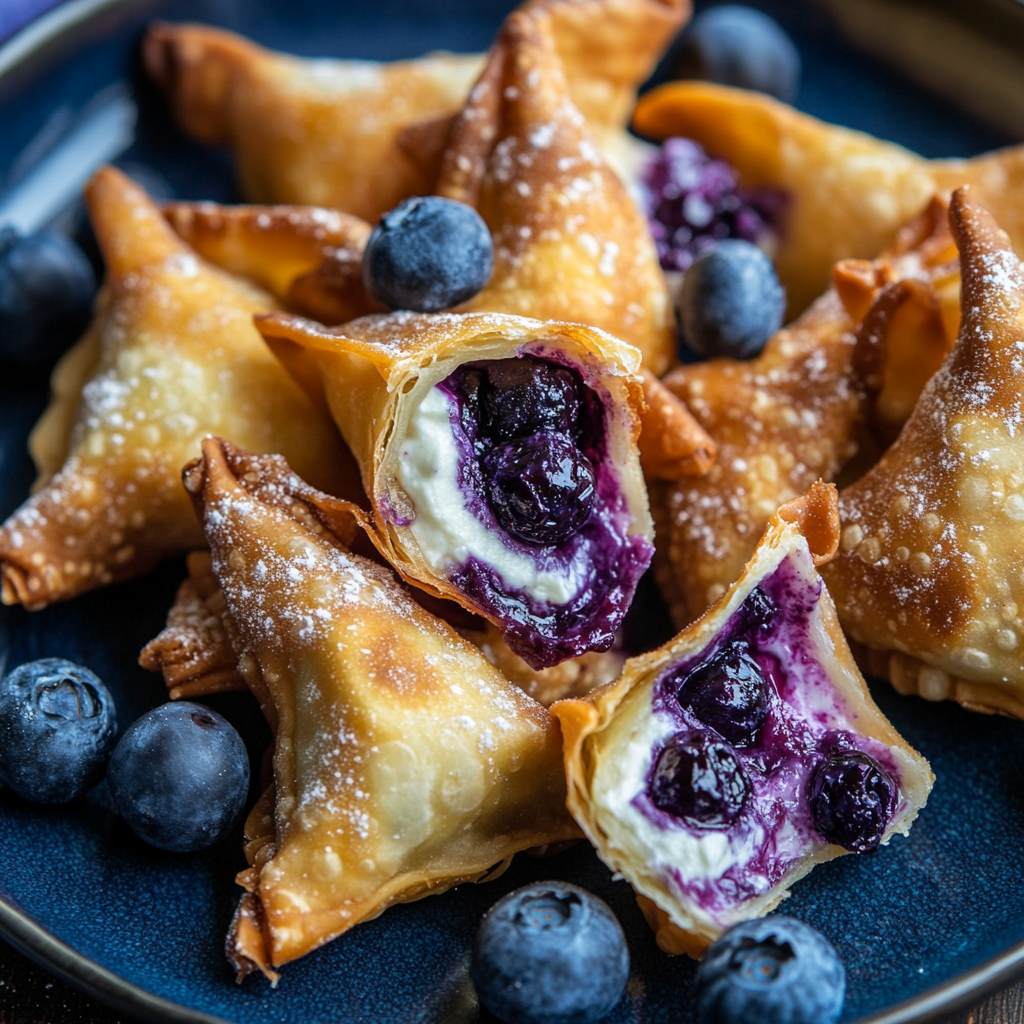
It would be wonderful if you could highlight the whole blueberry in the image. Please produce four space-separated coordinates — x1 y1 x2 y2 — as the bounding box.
696 916 845 1024
0 228 97 364
675 641 769 747
809 751 897 854
471 881 629 1024
650 730 750 827
481 357 582 442
673 6 801 103
679 239 784 360
0 659 116 803
362 195 493 312
107 702 249 852
483 430 596 546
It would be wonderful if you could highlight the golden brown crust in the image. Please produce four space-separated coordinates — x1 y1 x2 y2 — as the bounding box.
633 83 1024 319
638 370 716 480
144 1 688 221
438 11 675 374
161 202 381 325
823 188 1024 718
188 438 580 975
0 167 354 609
552 483 933 955
139 551 246 699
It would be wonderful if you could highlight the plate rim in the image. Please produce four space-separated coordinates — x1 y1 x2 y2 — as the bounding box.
2 1 1024 1022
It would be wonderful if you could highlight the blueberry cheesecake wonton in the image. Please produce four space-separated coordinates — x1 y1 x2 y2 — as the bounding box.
176 438 579 980
553 483 932 956
257 310 655 670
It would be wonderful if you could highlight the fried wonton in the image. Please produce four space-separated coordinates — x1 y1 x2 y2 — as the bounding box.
161 201 380 325
553 484 932 956
0 167 353 609
144 0 688 222
177 437 579 979
438 10 675 374
257 309 654 670
823 188 1024 719
633 81 1024 317
649 200 962 628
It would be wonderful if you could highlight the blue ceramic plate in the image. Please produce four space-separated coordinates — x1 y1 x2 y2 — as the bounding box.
1 2 1023 1022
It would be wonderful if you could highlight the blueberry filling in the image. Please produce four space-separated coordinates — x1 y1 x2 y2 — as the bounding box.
670 640 769 747
651 730 751 827
425 353 652 668
641 138 786 273
633 557 903 914
809 751 897 854
482 431 596 545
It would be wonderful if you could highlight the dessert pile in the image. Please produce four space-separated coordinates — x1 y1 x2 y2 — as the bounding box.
2 0 1024 1020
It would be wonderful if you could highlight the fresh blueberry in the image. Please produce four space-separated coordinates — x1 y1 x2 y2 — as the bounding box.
483 430 596 546
696 916 845 1024
675 641 769 747
107 702 249 853
679 239 784 360
481 357 582 442
672 6 801 103
362 195 493 312
649 730 750 827
0 659 116 803
809 751 897 854
471 881 629 1024
642 138 786 275
0 228 97 364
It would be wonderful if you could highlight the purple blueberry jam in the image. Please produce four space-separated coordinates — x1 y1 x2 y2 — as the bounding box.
809 751 897 854
651 731 751 827
635 553 902 917
641 138 787 273
433 352 652 669
482 431 596 545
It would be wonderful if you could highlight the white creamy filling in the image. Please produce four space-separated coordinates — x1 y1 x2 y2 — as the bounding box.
591 694 766 898
396 387 583 605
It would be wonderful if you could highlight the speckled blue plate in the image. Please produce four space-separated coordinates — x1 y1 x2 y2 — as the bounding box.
1 1 1023 1022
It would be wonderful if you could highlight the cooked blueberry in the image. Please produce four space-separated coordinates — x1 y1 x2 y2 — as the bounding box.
0 228 96 364
741 585 777 636
672 6 801 103
483 431 596 545
696 916 845 1024
0 659 116 803
809 751 896 854
676 642 769 747
642 138 786 274
471 881 629 1024
679 239 785 360
107 702 249 853
650 730 750 827
362 195 493 312
481 357 582 441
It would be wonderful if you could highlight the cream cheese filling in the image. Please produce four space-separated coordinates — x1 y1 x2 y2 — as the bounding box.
396 386 583 605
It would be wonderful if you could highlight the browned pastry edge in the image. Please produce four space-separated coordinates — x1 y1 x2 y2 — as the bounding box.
638 369 717 480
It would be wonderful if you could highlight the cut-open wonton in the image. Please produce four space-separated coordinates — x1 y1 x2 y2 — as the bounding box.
823 188 1024 719
179 438 579 979
553 484 932 956
0 168 353 609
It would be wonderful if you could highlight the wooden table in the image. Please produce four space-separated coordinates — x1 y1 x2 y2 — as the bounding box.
0 937 1018 1023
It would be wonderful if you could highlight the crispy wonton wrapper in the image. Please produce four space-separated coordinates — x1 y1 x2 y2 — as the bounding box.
633 81 1024 317
437 9 676 374
256 309 654 668
144 0 688 221
0 168 354 609
177 438 579 979
552 484 932 955
823 188 1024 719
